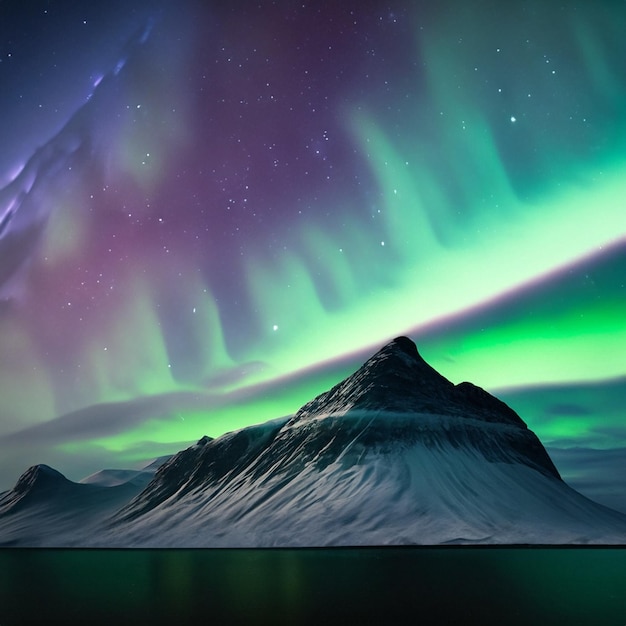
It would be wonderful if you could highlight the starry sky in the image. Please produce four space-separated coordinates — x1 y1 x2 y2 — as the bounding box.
0 1 624 514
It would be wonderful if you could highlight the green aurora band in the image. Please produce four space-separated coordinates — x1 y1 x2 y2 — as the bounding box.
74 16 625 459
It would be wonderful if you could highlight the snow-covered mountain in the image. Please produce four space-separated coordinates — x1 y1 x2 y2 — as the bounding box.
101 337 626 546
2 337 626 546
0 458 167 546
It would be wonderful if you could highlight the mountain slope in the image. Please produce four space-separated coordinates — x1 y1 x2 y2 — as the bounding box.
98 337 626 547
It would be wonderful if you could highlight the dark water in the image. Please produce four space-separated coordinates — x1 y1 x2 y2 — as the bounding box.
1 547 625 624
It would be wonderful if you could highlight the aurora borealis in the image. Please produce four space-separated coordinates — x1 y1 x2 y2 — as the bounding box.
0 1 624 513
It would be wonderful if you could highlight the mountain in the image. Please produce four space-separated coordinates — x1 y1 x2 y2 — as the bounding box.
97 337 626 547
0 459 167 547
80 455 173 487
2 336 626 547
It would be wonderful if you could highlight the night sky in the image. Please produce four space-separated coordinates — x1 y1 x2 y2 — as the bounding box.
0 1 624 514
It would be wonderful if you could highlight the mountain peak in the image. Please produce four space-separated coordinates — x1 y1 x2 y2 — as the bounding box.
386 335 420 358
291 336 527 429
372 336 429 366
370 336 454 385
292 336 456 421
13 464 69 495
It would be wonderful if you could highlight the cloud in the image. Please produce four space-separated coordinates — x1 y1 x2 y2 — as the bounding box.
0 391 213 447
499 377 626 448
0 391 212 489
548 446 626 515
0 371 297 489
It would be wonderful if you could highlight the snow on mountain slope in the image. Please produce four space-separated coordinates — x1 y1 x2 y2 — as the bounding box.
95 412 626 547
94 337 626 547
